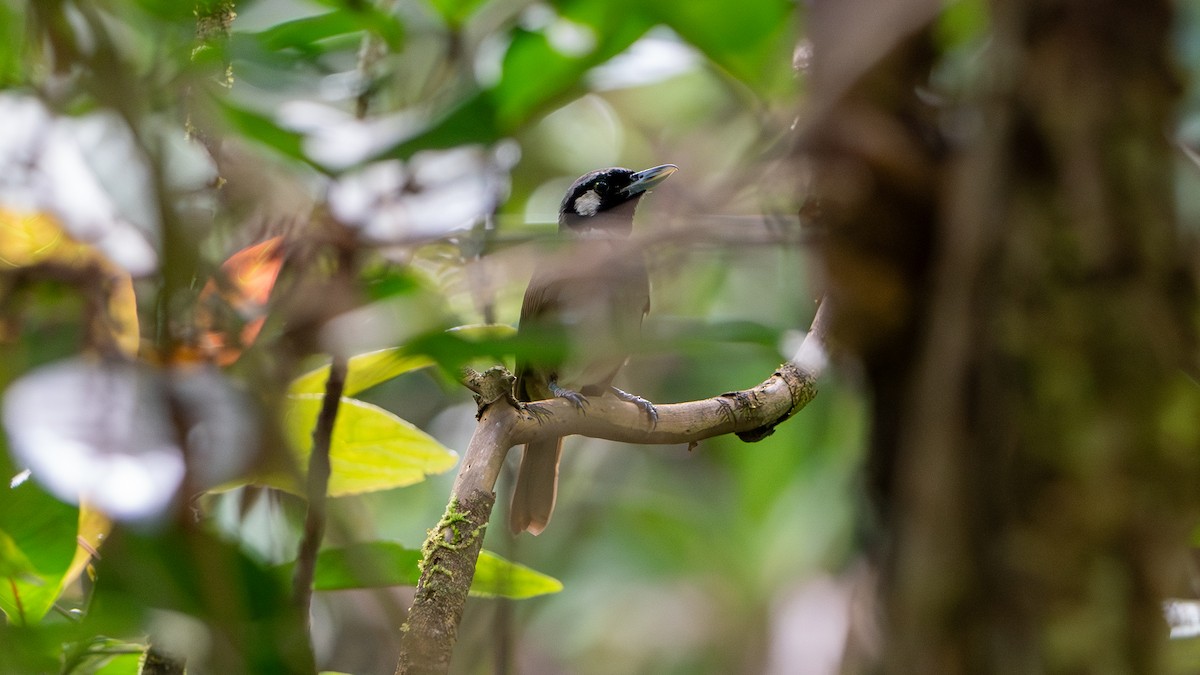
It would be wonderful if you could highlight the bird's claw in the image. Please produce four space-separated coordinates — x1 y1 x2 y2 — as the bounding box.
520 401 554 423
560 389 589 410
549 382 589 411
612 387 658 427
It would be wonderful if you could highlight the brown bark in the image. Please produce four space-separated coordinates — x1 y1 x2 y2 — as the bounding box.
806 0 1200 671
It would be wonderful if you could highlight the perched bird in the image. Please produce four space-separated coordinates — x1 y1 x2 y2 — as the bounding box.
509 164 677 535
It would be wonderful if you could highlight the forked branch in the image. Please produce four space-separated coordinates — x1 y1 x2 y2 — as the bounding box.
396 302 830 675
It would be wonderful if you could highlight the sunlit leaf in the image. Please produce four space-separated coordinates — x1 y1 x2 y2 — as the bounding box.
0 210 139 356
0 209 84 268
276 395 457 496
63 637 146 675
280 541 562 598
471 550 564 598
61 504 111 591
290 350 436 397
402 323 519 372
90 651 143 675
290 323 517 396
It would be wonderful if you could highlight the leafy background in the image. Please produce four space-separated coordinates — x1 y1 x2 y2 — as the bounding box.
11 0 1183 673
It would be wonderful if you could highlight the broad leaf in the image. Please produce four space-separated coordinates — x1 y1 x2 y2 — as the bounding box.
218 100 312 168
250 8 403 54
492 0 654 127
289 323 517 396
281 541 562 599
426 0 489 28
0 528 36 579
387 1 653 157
0 479 80 624
290 350 435 397
276 396 457 496
644 0 794 96
471 550 564 599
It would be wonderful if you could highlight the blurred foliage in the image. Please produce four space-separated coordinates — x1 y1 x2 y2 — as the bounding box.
274 542 562 598
0 0 880 672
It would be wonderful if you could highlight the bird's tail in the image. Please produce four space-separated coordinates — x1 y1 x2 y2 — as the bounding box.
509 437 563 535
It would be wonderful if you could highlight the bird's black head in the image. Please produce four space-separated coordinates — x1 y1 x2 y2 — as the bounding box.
559 164 677 235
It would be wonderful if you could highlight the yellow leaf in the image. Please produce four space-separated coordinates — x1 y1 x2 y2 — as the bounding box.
0 209 139 357
269 395 458 496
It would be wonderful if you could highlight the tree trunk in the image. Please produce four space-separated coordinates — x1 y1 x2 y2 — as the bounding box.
806 0 1200 671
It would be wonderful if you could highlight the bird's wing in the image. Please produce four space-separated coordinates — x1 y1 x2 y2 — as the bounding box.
514 267 569 401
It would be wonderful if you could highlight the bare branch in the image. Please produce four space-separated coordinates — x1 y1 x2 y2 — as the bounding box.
397 302 829 674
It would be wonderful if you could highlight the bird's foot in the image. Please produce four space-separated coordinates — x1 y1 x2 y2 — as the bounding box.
611 387 658 427
518 400 554 423
549 381 589 410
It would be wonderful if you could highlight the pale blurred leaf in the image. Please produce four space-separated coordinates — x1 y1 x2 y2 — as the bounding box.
1 359 186 521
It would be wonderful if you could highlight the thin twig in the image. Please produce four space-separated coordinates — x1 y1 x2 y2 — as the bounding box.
293 355 348 629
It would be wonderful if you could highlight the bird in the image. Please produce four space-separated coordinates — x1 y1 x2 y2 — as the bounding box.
509 164 677 535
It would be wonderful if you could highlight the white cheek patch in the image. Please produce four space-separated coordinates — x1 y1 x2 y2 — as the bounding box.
573 189 602 217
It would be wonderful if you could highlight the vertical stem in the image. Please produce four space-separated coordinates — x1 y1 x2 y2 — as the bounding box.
292 356 348 630
397 403 518 675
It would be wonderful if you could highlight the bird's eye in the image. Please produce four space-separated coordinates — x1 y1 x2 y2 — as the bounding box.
594 181 608 194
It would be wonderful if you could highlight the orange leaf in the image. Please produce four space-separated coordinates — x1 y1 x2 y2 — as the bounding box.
194 236 287 365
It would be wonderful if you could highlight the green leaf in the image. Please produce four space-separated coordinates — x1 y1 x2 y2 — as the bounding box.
403 323 519 372
644 0 795 96
289 324 518 396
386 0 653 157
290 350 435 397
937 0 989 49
89 526 314 672
218 100 313 168
285 541 562 599
250 8 403 53
426 0 489 28
0 479 80 625
0 527 37 579
491 1 654 127
275 395 457 496
91 651 144 675
0 2 24 87
63 637 146 675
385 93 502 158
471 550 564 598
